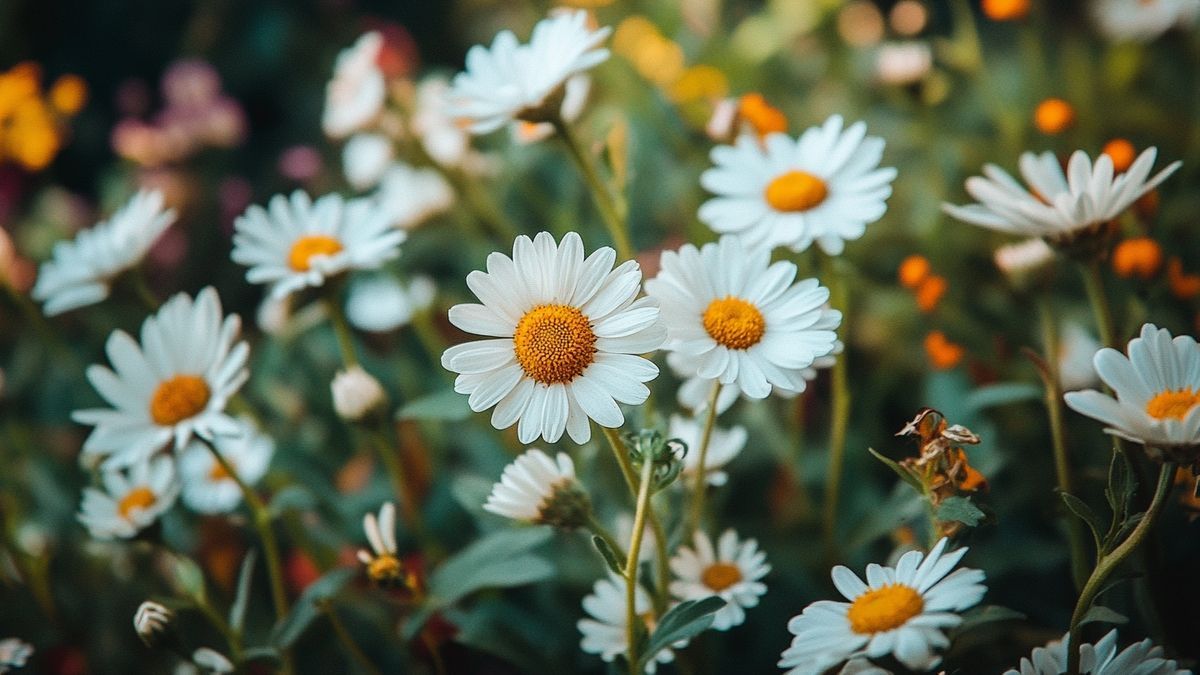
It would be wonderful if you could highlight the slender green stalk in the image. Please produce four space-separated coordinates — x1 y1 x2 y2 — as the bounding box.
130 266 161 311
550 116 633 261
324 295 360 367
687 382 722 537
322 602 383 675
601 425 670 611
404 130 519 242
646 509 670 615
625 456 655 675
1066 462 1178 675
367 425 424 543
822 261 852 560
193 594 243 662
1080 260 1117 350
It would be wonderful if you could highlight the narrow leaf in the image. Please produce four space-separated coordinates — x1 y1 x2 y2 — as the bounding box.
637 597 724 671
867 448 922 491
936 496 986 527
591 536 624 577
964 382 1042 412
950 604 1025 638
271 567 355 648
1079 605 1128 627
1059 492 1104 551
229 549 258 633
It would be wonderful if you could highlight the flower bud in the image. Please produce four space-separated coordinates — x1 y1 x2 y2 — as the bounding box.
331 365 386 421
133 601 174 646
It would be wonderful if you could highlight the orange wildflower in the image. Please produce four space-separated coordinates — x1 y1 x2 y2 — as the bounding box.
737 93 787 138
1102 138 1136 173
1111 237 1163 280
915 275 947 313
1034 98 1075 135
924 331 964 370
1167 258 1200 300
898 254 930 289
49 74 87 115
982 0 1030 21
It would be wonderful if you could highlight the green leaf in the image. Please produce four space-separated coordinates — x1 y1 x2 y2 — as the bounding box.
228 549 258 633
950 604 1025 638
1079 605 1128 627
397 389 472 421
170 554 207 603
241 646 281 665
964 382 1042 412
268 485 317 518
591 535 624 577
271 567 355 648
1105 451 1135 522
867 448 922 491
637 597 725 672
936 496 985 527
1059 492 1104 551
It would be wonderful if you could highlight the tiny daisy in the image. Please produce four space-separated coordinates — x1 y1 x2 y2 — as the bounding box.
1005 629 1190 675
943 148 1180 243
1064 323 1200 462
32 190 176 316
177 418 274 515
231 191 405 301
646 235 841 400
483 448 590 529
778 537 986 674
667 414 747 487
323 32 386 139
357 502 410 588
669 529 769 630
345 274 436 333
1092 0 1199 43
449 10 611 134
510 75 590 144
0 638 33 673
78 455 180 539
441 231 665 444
578 574 678 674
698 115 897 254
342 132 394 190
373 162 454 229
73 287 248 469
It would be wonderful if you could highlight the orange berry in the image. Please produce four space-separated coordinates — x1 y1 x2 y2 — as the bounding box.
1034 98 1075 135
915 275 948 313
982 0 1030 21
1111 237 1163 280
898 254 931 289
924 331 964 370
1102 138 1136 173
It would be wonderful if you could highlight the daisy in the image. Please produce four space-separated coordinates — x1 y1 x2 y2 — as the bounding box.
669 529 769 630
698 115 897 254
342 132 394 190
483 448 590 528
645 235 841 400
578 574 678 674
177 418 274 514
510 75 590 144
667 414 747 487
441 231 665 444
0 638 32 673
345 274 436 333
322 32 386 139
231 191 405 301
32 190 176 316
942 148 1181 243
1005 629 1190 675
373 162 454 229
411 76 471 169
1092 0 1199 43
449 10 611 134
78 455 180 539
1064 323 1200 461
73 287 248 469
778 537 986 674
357 502 410 588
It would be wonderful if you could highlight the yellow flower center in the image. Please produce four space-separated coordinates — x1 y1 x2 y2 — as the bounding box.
118 486 157 520
1145 388 1200 421
846 583 924 634
702 297 766 350
701 562 743 591
287 234 343 272
149 375 211 426
764 170 828 212
513 304 596 384
367 554 404 585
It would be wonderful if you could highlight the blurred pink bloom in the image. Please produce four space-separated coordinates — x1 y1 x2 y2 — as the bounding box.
279 145 323 182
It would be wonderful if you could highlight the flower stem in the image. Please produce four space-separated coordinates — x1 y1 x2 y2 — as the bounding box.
1080 260 1117 350
602 426 638 493
601 425 670 612
130 266 161 311
324 294 360 367
822 259 852 561
687 382 722 538
551 116 633 261
625 455 656 675
1066 462 1178 675
321 601 383 675
367 423 425 546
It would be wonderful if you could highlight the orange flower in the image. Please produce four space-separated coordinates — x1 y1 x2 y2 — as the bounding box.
49 74 87 115
1167 258 1200 300
1111 237 1163 280
897 254 930 289
925 331 964 370
982 0 1030 21
1102 138 1136 173
737 93 787 138
1034 98 1075 135
915 275 947 313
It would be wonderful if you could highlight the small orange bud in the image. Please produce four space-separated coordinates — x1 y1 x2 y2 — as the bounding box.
915 275 948 313
898 254 931 289
981 0 1030 21
1167 258 1200 300
924 331 964 370
1034 98 1075 135
1111 237 1163 280
737 93 787 138
1102 138 1136 173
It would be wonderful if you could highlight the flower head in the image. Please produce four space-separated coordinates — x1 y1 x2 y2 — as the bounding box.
345 274 436 333
323 32 386 138
579 574 679 673
0 638 33 673
177 418 274 514
1092 0 1199 43
669 529 769 630
342 132 394 190
78 455 180 539
1005 629 1189 675
133 601 174 646
357 502 413 588
510 75 590 144
331 365 387 421
373 162 453 229
483 448 590 529
668 414 746 487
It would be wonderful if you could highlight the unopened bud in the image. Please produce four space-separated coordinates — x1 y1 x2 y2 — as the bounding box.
331 365 387 421
133 601 173 646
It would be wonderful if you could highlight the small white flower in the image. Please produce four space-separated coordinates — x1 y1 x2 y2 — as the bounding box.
323 32 386 139
345 274 436 333
331 365 387 421
943 148 1180 241
875 42 932 86
667 414 746 487
78 455 180 540
32 190 176 316
449 10 611 134
778 537 986 674
357 502 409 587
1005 629 1190 675
441 231 665 444
1092 0 1199 43
578 574 678 674
669 529 769 630
133 601 174 645
0 638 33 672
256 294 292 336
1065 323 1200 458
373 162 454 229
510 75 590 144
73 287 248 469
232 191 405 301
699 115 897 254
177 418 274 514
993 237 1056 288
343 132 394 190
191 647 234 674
646 235 841 400
483 448 589 528
412 76 471 168
1058 323 1102 392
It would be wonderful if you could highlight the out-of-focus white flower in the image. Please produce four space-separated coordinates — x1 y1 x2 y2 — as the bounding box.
510 75 590 144
1092 0 1199 43
483 448 589 528
357 502 412 587
256 295 292 336
668 414 747 487
412 76 471 168
133 601 174 646
345 274 436 333
323 32 386 138
578 574 680 674
0 638 33 673
177 417 274 514
331 365 387 421
875 42 932 86
343 132 395 190
669 529 770 630
1004 628 1190 675
78 455 180 539
1058 323 1102 392
373 162 454 229
994 237 1056 288
192 647 234 674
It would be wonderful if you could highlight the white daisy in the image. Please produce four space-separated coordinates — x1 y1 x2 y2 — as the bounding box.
578 574 677 674
322 32 386 139
510 74 590 144
1005 629 1191 675
1064 323 1200 460
411 76 471 169
357 502 408 587
778 537 986 674
667 414 747 487
0 638 32 673
78 454 180 539
73 287 248 469
942 148 1181 242
345 274 436 333
32 190 176 316
645 235 841 400
1092 0 1199 43
373 162 454 229
669 529 769 630
698 115 897 254
449 10 611 134
231 191 405 301
441 231 665 444
483 448 590 528
875 42 932 86
177 418 274 514
993 237 1056 288
342 132 394 191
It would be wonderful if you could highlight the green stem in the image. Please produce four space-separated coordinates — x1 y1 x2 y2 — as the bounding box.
194 595 243 663
551 116 633 261
822 261 852 561
405 131 519 242
1080 260 1117 350
647 508 670 615
325 295 360 367
410 309 450 380
625 455 655 675
1066 462 1178 675
601 425 669 612
602 426 638 493
130 266 160 311
687 382 722 538
367 424 425 545
322 602 383 675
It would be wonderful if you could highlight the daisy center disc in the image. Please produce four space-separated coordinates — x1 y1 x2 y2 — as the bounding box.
288 234 343 272
701 562 743 591
513 304 597 385
1145 388 1200 420
149 375 211 426
367 554 404 585
703 297 766 350
764 170 828 212
846 583 924 634
118 486 157 520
